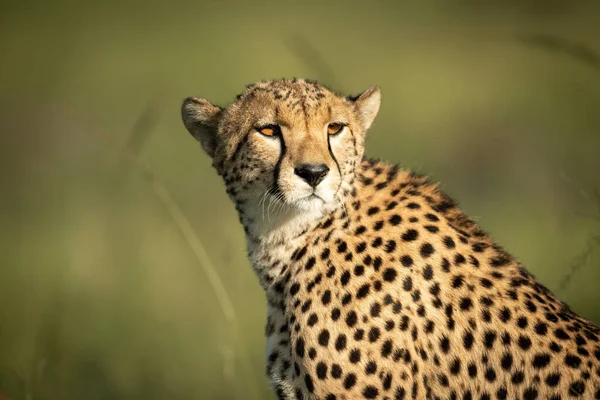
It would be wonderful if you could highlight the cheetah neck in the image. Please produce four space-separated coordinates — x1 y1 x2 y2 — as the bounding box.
244 207 327 285
242 198 344 292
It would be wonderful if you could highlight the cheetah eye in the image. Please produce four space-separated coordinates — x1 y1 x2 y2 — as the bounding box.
327 123 345 136
257 125 281 137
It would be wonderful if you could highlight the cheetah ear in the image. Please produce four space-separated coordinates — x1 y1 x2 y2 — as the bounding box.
351 87 381 132
181 97 223 158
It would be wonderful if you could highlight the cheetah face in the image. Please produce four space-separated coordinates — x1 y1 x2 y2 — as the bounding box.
182 79 380 227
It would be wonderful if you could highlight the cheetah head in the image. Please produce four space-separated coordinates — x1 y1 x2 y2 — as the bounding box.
182 79 380 235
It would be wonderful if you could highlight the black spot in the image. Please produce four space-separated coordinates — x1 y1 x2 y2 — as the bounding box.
501 353 513 370
423 265 434 280
452 275 465 289
565 353 581 369
554 328 570 341
484 368 496 382
440 336 450 353
346 311 358 327
491 255 511 267
472 242 488 252
534 322 548 335
425 225 439 233
340 270 351 286
468 363 477 378
381 340 393 357
385 320 395 331
318 330 330 347
532 353 551 369
425 213 439 222
354 278 369 296
294 246 308 260
373 256 383 271
301 300 312 313
290 283 300 296
370 302 381 317
383 373 392 390
569 380 585 396
316 362 327 380
303 373 315 393
356 242 367 253
454 254 466 265
367 207 380 215
389 215 402 225
459 297 473 311
469 255 480 267
517 317 528 329
403 277 413 291
400 255 414 267
385 240 397 253
355 225 367 235
484 331 497 348
443 236 455 249
369 326 380 343
545 312 559 323
331 364 342 379
463 331 474 350
545 373 560 387
349 349 361 363
295 338 306 359
399 315 410 331
365 361 377 375
335 334 347 351
497 388 508 400
518 336 532 351
395 386 406 399
343 373 356 389
362 386 379 399
383 268 398 282
401 229 419 242
441 258 451 272
450 358 461 375
438 374 449 387
420 243 435 258
523 387 537 400
354 329 364 341
512 371 524 385
424 320 435 333
525 300 537 313
331 308 341 321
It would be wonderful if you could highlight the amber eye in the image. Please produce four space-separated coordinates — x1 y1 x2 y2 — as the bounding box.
327 123 344 135
257 125 280 137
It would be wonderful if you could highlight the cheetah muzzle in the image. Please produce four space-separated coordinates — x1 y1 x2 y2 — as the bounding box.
182 79 600 400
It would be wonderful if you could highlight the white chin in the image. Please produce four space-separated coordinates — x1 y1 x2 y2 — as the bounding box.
294 195 326 213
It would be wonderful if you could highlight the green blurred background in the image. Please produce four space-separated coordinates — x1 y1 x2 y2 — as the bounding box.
1 1 600 399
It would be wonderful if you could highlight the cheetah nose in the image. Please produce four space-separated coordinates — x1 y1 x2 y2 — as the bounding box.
294 163 330 188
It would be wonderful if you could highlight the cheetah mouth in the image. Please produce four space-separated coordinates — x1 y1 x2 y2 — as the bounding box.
307 193 323 201
293 193 326 211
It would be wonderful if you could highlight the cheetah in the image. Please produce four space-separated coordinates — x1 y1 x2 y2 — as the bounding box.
181 78 600 399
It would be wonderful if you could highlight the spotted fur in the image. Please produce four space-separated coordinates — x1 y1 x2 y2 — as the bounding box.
182 79 600 399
